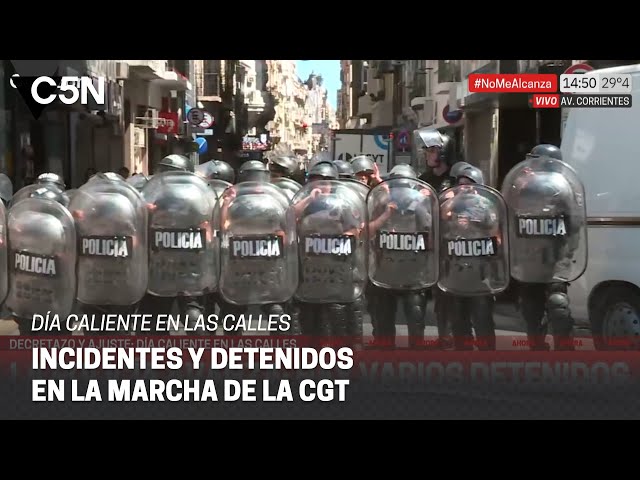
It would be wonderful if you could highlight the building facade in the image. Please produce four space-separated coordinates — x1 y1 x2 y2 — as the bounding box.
339 59 640 188
266 60 312 155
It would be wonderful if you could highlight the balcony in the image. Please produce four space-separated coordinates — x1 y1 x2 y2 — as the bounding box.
125 60 166 80
152 69 192 92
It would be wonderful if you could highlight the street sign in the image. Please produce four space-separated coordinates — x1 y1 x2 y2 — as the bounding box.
187 108 205 126
443 104 463 124
395 130 410 151
198 111 214 129
564 63 594 75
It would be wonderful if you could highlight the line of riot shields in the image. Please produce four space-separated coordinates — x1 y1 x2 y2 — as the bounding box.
0 153 588 342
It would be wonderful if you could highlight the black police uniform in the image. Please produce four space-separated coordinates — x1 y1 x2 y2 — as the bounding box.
515 144 575 351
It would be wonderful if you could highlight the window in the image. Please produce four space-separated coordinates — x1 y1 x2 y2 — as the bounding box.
437 60 461 84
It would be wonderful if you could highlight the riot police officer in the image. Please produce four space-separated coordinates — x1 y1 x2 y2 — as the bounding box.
446 166 498 350
11 173 68 208
293 177 366 347
139 167 218 335
217 160 300 335
413 127 457 347
36 172 66 191
351 155 383 188
367 164 438 347
6 187 76 335
413 128 454 191
501 144 587 351
269 155 299 180
70 172 148 334
197 160 235 183
154 154 195 174
306 161 339 184
333 160 354 179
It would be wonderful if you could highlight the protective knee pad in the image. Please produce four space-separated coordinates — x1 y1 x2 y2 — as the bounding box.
286 303 302 336
325 303 348 336
546 292 574 336
405 293 426 331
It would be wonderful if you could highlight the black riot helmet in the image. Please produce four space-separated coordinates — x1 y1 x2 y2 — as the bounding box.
156 154 195 173
333 160 354 178
528 143 562 161
456 166 485 185
208 160 235 183
37 172 66 190
269 156 298 178
126 173 150 192
308 161 339 181
416 128 455 166
389 164 417 179
449 161 472 179
29 186 67 206
238 160 270 183
351 155 376 175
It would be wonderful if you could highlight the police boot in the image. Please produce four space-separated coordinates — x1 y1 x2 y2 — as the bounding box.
547 291 575 351
348 298 364 349
325 303 348 337
433 291 454 350
471 296 497 351
317 304 335 346
286 301 302 336
404 293 426 349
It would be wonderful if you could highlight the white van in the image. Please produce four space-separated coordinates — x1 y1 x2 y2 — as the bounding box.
561 64 640 348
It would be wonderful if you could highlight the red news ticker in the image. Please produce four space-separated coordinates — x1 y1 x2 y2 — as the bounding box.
468 74 558 93
530 94 560 109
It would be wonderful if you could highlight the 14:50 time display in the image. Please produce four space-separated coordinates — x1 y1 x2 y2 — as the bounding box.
561 75 596 90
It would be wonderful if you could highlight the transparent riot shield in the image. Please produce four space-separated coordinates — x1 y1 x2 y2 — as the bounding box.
367 177 439 290
501 155 587 283
339 178 370 201
195 160 214 178
5 198 76 318
208 179 233 199
271 177 302 201
142 171 218 297
126 173 149 192
219 182 297 305
0 202 8 304
10 183 65 208
438 184 510 296
293 180 367 303
0 174 13 205
63 189 77 205
69 174 148 306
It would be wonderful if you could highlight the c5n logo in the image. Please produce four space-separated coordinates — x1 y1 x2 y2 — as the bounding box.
9 60 105 119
